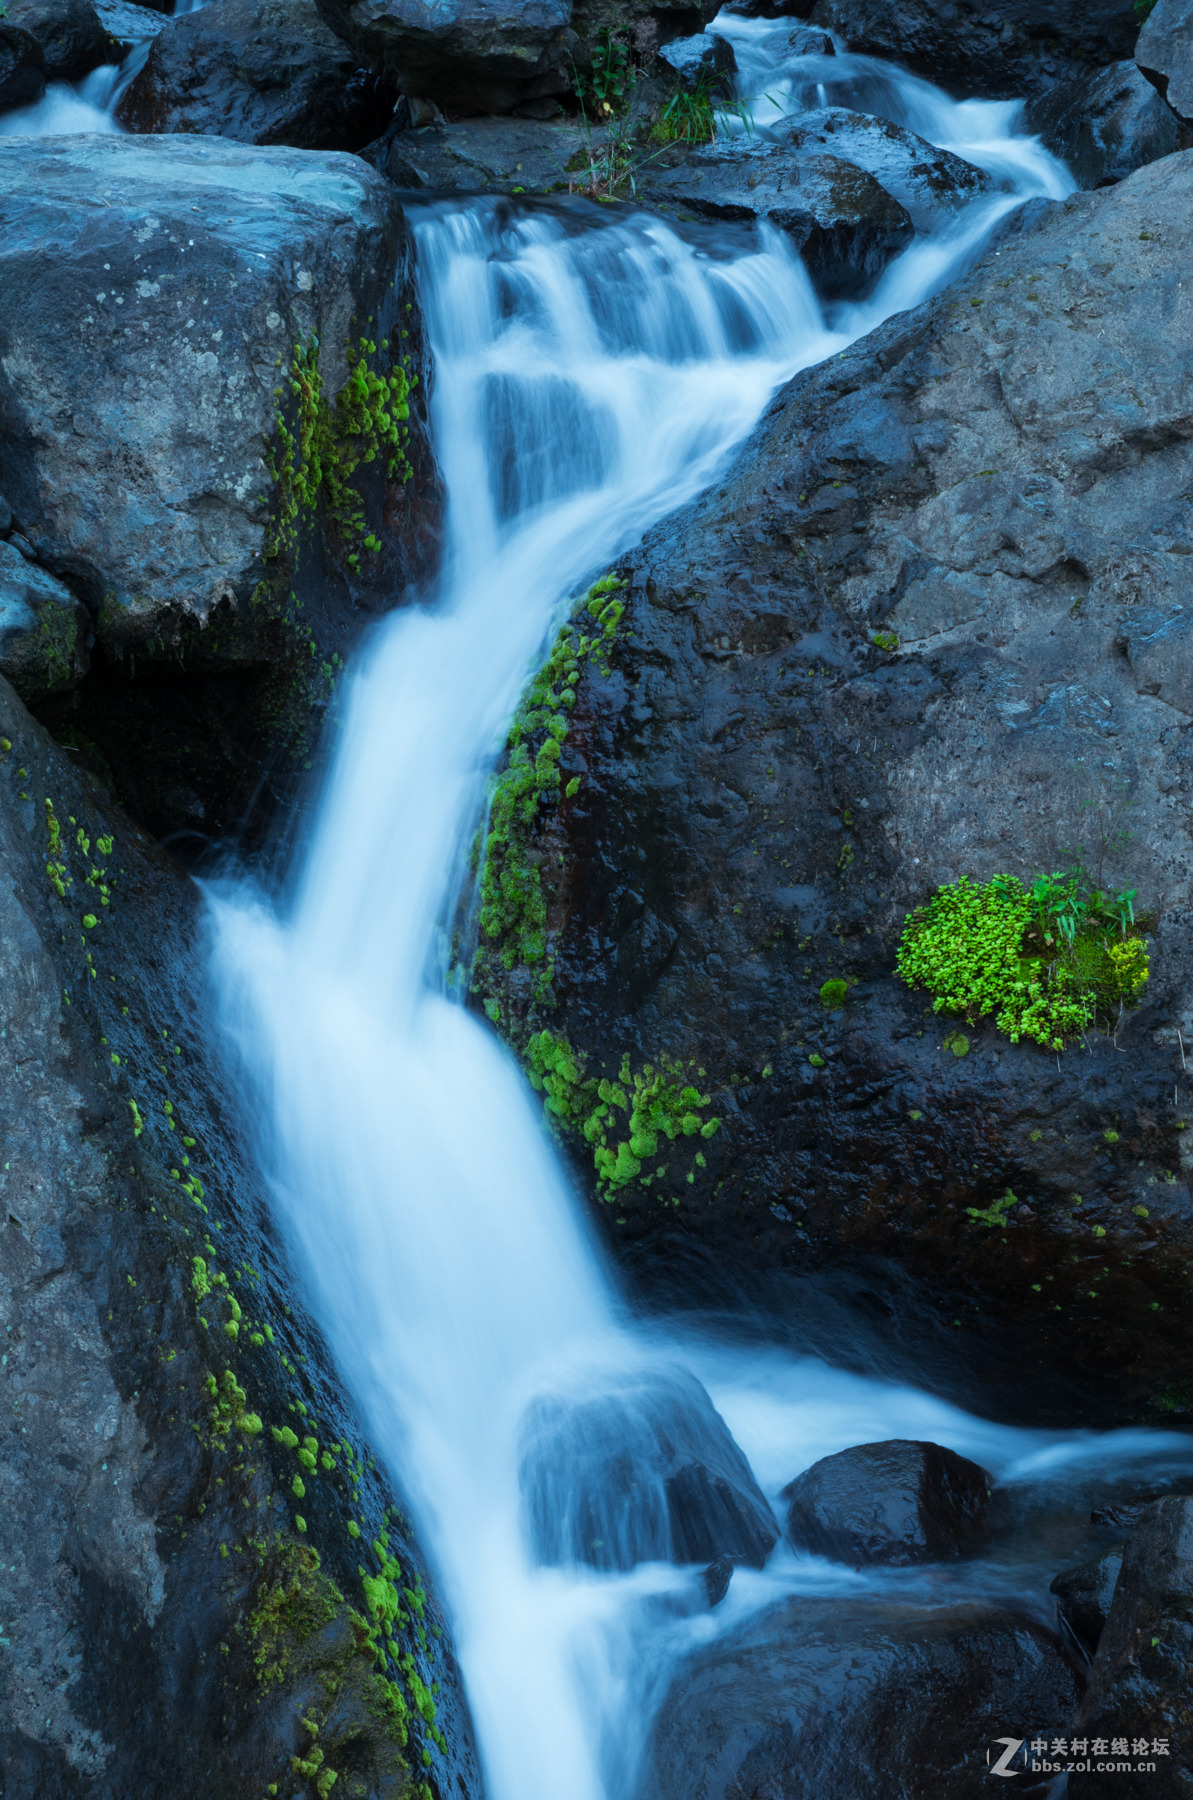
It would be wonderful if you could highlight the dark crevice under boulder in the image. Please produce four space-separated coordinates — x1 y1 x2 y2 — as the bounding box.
519 1363 778 1570
782 1437 993 1564
1025 60 1185 190
1136 0 1193 126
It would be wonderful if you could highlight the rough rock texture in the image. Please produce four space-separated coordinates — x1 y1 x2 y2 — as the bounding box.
640 1597 1078 1799
1136 0 1193 125
0 21 46 112
775 106 998 231
94 0 169 46
1070 1497 1193 1795
657 26 736 88
638 138 914 297
1051 1547 1123 1655
0 677 481 1800
519 1363 778 1570
478 153 1193 1414
808 0 1141 102
313 0 718 113
781 1437 992 1564
0 537 89 701
1025 60 1184 190
117 0 396 150
0 134 438 842
3 0 109 82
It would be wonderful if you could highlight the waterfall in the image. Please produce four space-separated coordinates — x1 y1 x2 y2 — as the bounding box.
205 40 1181 1800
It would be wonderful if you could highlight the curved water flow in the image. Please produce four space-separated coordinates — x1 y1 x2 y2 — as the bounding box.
0 0 194 137
206 36 1184 1800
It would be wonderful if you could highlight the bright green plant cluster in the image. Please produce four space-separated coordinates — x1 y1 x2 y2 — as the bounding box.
896 873 1149 1053
268 332 415 569
525 1029 718 1199
651 74 719 145
476 577 625 997
575 27 633 118
819 978 847 1009
966 1188 1018 1229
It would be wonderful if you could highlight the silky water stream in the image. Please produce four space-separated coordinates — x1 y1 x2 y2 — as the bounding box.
207 45 1193 1800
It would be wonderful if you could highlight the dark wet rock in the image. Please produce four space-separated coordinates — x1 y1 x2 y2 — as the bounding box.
0 133 437 841
483 152 1193 1411
313 0 720 115
782 1438 992 1564
639 139 914 297
702 1550 735 1605
0 675 482 1800
117 0 396 149
3 0 109 81
810 0 1140 101
1025 61 1184 189
1051 1548 1123 1655
0 20 46 111
519 1363 778 1570
365 110 584 191
640 1596 1078 1799
0 538 90 701
1070 1497 1193 1795
777 104 997 231
1137 0 1193 126
658 27 736 89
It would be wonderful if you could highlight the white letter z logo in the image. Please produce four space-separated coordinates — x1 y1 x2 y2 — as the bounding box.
988 1738 1023 1777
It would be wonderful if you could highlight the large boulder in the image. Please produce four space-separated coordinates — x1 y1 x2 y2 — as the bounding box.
639 1597 1078 1799
519 1363 778 1569
1069 1497 1193 1795
312 0 720 115
0 134 436 839
1136 0 1193 125
808 0 1140 101
775 105 997 231
3 0 110 82
0 20 46 111
476 152 1193 1410
640 140 914 298
782 1438 992 1564
117 0 396 149
0 674 480 1798
1025 60 1183 189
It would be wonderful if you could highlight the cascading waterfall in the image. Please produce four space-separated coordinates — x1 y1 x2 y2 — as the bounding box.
208 39 1190 1800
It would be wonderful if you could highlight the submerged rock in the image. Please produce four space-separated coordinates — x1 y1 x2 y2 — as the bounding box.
3 0 109 81
640 1596 1078 1798
117 0 395 149
519 1363 778 1569
1025 60 1183 189
1070 1497 1193 1794
1136 0 1193 125
782 1438 992 1564
482 150 1193 1409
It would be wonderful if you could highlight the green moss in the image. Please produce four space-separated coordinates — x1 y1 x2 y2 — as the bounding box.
896 873 1149 1053
819 978 847 1009
525 1030 718 1200
966 1188 1017 1229
871 631 899 652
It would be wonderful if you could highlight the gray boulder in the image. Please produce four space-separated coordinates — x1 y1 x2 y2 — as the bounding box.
777 105 997 231
782 1438 993 1564
1025 59 1183 188
809 0 1139 101
117 0 395 148
1137 0 1193 125
519 1364 778 1570
311 0 719 114
639 1597 1078 1799
0 20 46 111
3 0 110 82
0 538 89 701
1070 1497 1193 1795
94 0 169 44
640 139 914 297
0 134 433 662
658 28 737 91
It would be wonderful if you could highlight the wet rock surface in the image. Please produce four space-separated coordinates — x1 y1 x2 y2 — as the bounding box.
1070 1496 1193 1794
1025 60 1185 190
0 676 481 1800
482 152 1193 1413
1051 1547 1123 1656
520 1363 778 1569
0 537 90 701
0 134 438 842
774 105 997 231
809 0 1141 102
1136 0 1193 126
117 0 396 149
2 0 109 82
640 1596 1078 1799
0 21 46 111
782 1437 992 1564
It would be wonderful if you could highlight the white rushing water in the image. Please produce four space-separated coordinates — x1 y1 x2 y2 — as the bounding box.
207 38 1185 1800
